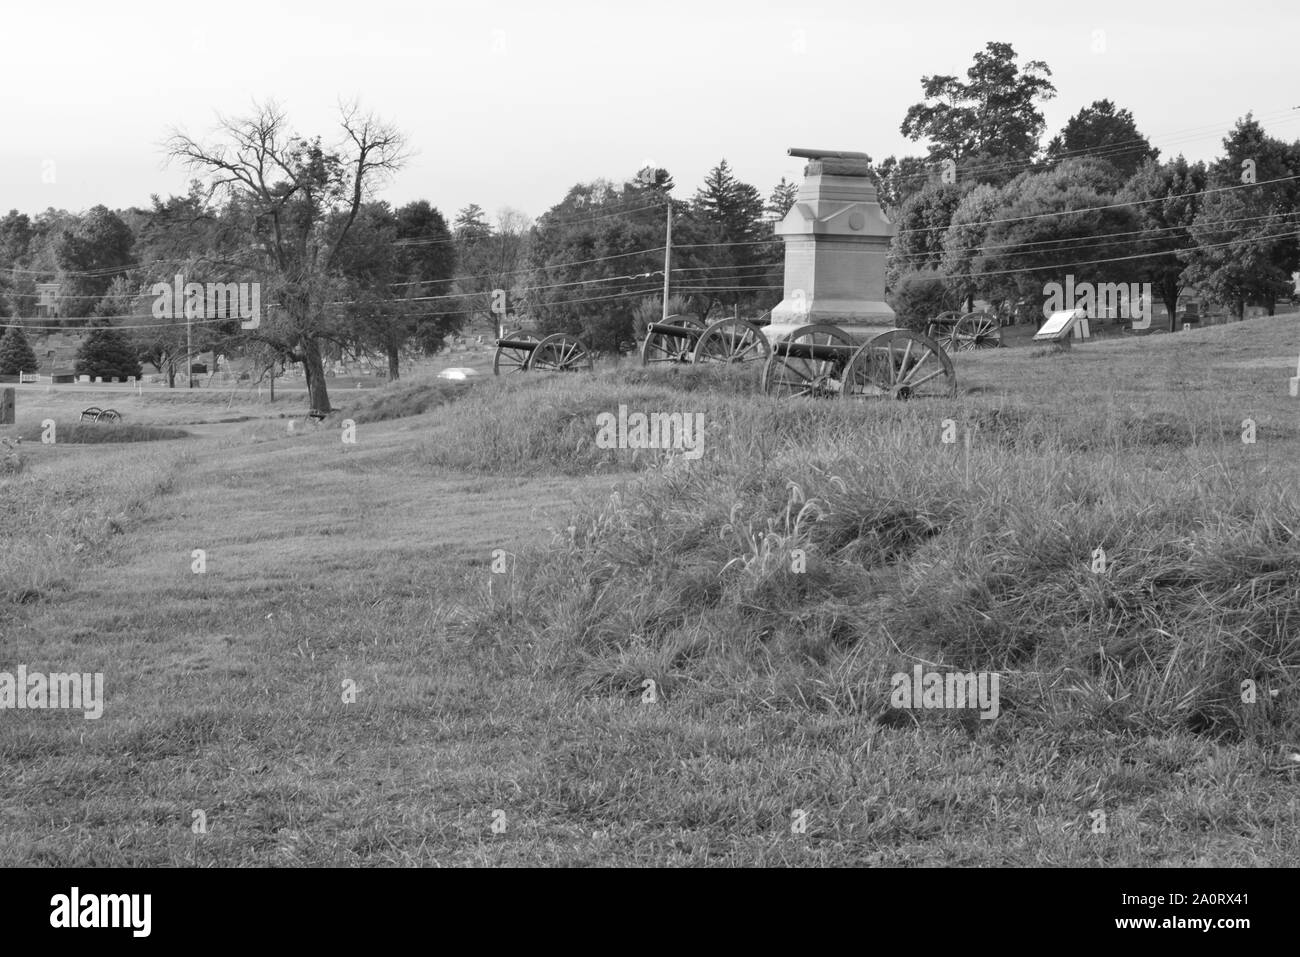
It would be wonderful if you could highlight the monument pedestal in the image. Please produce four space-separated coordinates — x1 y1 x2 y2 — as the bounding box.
767 150 897 342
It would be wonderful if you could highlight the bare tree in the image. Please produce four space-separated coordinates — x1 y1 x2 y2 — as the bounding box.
165 100 409 413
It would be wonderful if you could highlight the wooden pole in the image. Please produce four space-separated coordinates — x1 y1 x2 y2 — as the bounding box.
661 200 671 322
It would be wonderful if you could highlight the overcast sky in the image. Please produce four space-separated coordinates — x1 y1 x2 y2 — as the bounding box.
3 0 1298 223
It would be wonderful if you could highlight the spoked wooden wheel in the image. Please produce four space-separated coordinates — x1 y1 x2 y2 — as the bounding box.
952 311 1001 350
844 330 955 400
493 330 538 375
96 409 122 422
692 317 771 366
925 311 964 352
761 324 857 398
640 314 704 366
527 333 593 373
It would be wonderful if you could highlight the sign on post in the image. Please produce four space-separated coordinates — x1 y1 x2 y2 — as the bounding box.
1033 309 1086 344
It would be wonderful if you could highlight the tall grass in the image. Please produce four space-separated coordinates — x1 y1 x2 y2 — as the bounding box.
439 365 1300 745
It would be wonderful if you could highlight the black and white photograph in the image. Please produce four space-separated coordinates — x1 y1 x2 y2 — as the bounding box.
0 0 1295 923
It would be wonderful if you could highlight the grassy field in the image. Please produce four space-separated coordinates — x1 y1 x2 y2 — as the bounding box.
2 315 1299 866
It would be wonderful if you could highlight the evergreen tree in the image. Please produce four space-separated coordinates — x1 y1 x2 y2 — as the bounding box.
765 178 798 221
0 325 38 375
453 204 491 242
690 160 772 316
74 322 142 379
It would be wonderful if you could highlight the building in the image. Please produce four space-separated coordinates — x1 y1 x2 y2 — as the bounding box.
35 282 61 319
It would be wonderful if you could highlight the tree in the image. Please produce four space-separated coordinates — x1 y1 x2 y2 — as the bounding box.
900 41 1057 186
689 159 774 317
54 205 136 311
939 183 1007 310
887 181 970 290
1180 115 1300 318
765 178 799 221
952 160 1139 315
166 100 409 413
0 325 38 375
1118 156 1207 330
1046 99 1158 179
453 204 491 241
454 206 530 336
75 322 142 380
872 155 932 216
128 186 234 387
0 211 33 266
339 200 460 379
525 172 707 352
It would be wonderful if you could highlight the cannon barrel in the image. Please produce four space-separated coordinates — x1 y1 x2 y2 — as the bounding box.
787 148 871 160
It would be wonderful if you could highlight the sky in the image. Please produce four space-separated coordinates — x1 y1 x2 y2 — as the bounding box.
2 0 1298 224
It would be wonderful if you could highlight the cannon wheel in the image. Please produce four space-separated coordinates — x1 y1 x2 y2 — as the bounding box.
844 330 955 400
80 407 103 422
527 333 593 373
493 330 538 375
692 317 771 366
952 311 1001 350
761 324 857 399
640 314 704 366
96 409 122 422
925 311 965 351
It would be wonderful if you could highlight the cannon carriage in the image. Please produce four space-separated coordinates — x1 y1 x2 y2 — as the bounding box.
639 315 772 368
493 330 594 375
924 310 1002 352
760 322 954 400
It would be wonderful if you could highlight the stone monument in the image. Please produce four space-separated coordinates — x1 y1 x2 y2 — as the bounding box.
767 148 897 342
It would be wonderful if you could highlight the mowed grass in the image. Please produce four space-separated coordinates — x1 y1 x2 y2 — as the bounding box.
2 315 1299 865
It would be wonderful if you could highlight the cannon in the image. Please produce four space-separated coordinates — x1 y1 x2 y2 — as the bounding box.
79 407 122 422
761 324 955 400
639 315 771 367
925 310 1002 352
493 330 593 375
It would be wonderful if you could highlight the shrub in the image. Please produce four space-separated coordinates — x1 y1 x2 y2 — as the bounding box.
888 269 960 331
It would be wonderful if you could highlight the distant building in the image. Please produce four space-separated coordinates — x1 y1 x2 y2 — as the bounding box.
35 282 61 319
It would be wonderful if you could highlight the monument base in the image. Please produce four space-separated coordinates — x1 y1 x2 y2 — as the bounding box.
1289 377 1299 397
768 297 897 343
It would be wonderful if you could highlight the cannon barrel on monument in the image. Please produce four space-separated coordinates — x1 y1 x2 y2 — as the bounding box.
786 148 871 160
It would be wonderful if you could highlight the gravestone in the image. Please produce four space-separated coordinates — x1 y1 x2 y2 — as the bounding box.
1 388 13 425
768 147 897 343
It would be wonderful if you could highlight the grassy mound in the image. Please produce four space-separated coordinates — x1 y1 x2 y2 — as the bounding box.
446 364 1300 745
17 422 191 443
342 378 476 424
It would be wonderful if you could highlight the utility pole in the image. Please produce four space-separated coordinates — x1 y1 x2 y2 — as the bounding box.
661 198 672 322
186 311 193 389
